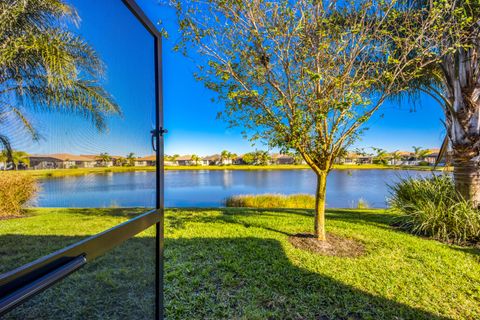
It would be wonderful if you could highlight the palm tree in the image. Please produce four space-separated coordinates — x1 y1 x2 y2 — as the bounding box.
0 0 120 160
126 153 136 166
99 152 112 167
228 152 238 165
390 150 402 166
372 147 388 165
0 150 29 170
115 157 127 167
393 2 480 203
412 146 430 162
191 154 200 166
220 150 230 165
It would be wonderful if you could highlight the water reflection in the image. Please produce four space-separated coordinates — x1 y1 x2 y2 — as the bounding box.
35 169 438 208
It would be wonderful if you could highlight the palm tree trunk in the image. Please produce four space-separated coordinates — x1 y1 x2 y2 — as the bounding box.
314 171 327 241
453 158 480 205
442 48 480 206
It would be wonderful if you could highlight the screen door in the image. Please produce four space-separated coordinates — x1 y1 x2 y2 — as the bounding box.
0 0 164 318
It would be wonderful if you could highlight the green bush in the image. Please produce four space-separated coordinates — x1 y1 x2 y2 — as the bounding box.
389 175 480 245
357 198 370 209
225 194 315 209
0 173 38 217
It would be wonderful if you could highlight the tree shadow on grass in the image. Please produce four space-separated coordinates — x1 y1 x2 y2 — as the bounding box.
29 207 153 217
451 245 480 258
166 208 400 238
1 234 449 319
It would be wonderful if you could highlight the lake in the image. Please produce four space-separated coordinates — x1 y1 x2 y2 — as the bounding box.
34 169 439 208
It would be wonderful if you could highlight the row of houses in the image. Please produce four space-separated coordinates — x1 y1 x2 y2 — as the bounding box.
18 149 445 170
335 149 443 166
28 154 157 170
172 153 303 166
25 153 302 169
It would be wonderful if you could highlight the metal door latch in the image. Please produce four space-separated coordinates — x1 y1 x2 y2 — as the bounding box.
151 127 167 152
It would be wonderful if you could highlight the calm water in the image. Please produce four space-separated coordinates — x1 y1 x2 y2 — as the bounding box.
34 169 437 208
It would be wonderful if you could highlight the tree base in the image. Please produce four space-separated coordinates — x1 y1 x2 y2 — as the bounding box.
288 233 364 257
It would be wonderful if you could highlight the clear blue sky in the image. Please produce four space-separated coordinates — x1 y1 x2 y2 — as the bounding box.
16 0 446 157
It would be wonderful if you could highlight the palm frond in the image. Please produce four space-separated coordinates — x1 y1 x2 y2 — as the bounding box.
435 135 449 168
0 0 120 143
0 134 12 161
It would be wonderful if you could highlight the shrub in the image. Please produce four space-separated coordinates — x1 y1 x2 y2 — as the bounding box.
418 161 430 166
389 175 480 245
0 173 38 217
357 198 370 209
225 194 315 209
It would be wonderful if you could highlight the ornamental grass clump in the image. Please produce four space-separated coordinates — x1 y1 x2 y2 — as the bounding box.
0 173 38 217
226 194 315 209
389 175 480 245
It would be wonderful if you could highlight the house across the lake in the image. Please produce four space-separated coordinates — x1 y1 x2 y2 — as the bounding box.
202 154 221 166
29 154 97 169
336 152 373 165
135 155 156 167
175 155 197 166
80 155 123 167
271 154 295 165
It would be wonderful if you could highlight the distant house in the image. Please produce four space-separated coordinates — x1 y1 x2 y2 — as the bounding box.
80 155 117 167
29 154 96 169
145 155 157 166
336 152 373 165
175 155 198 166
336 152 358 164
423 149 441 165
233 155 245 165
0 161 8 170
135 155 156 167
202 154 221 166
164 159 176 166
220 157 233 166
271 154 295 165
387 151 414 165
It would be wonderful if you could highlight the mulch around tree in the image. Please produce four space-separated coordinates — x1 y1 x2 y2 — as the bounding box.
288 233 365 257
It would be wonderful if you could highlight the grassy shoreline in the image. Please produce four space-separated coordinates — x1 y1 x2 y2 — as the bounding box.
5 163 448 179
1 207 478 319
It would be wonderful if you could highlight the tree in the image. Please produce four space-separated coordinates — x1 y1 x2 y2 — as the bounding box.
372 148 388 165
126 153 136 166
0 0 120 161
0 150 29 170
390 150 402 166
412 146 430 161
354 148 369 157
254 150 270 166
191 154 200 166
389 1 480 203
220 150 231 164
115 157 127 167
242 152 255 165
99 152 111 167
229 152 238 164
171 0 427 240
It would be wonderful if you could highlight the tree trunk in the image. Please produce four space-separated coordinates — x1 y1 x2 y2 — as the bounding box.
453 158 480 205
314 171 327 241
441 48 480 206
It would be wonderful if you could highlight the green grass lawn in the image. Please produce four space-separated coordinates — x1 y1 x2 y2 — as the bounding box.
10 163 447 179
1 208 478 319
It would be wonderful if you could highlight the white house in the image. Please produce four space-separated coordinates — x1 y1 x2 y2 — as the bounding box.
29 154 96 169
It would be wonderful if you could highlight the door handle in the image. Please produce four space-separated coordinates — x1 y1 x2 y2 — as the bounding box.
151 128 167 152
